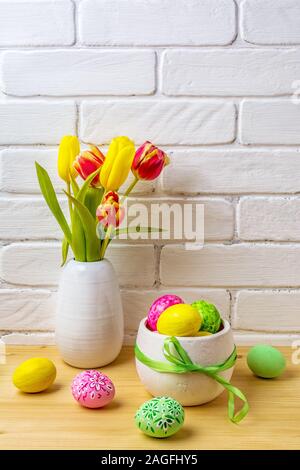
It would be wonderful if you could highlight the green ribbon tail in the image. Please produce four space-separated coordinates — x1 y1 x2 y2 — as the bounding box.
209 371 249 424
134 336 249 423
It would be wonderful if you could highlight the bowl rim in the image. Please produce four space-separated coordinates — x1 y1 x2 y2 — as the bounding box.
138 317 231 343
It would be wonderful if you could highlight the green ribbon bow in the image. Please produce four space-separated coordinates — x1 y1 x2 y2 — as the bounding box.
135 336 249 424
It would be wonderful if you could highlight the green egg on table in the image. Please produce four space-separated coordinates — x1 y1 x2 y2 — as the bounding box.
247 344 286 379
135 396 184 438
191 300 221 334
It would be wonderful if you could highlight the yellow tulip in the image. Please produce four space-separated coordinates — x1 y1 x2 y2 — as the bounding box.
100 136 135 191
57 135 80 182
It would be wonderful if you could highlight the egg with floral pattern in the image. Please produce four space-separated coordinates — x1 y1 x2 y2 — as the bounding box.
135 396 184 438
147 294 184 331
71 370 115 408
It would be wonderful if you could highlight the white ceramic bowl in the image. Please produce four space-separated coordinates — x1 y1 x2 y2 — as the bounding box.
135 318 235 406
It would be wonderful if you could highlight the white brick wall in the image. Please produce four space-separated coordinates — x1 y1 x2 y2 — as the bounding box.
78 0 236 46
238 197 300 241
1 0 300 345
80 100 236 145
0 101 76 144
160 245 300 288
162 49 300 96
0 289 56 330
233 290 300 332
0 1 75 46
241 0 300 45
240 100 300 145
161 150 300 195
1 50 156 96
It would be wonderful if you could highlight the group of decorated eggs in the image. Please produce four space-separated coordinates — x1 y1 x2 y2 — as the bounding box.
12 357 115 409
147 294 222 336
11 293 287 440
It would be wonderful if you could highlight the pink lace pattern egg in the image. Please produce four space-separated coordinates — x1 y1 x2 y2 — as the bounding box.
71 370 115 408
147 294 184 331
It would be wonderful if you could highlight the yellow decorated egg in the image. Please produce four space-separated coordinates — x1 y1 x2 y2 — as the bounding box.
13 357 56 393
157 304 201 336
195 331 213 337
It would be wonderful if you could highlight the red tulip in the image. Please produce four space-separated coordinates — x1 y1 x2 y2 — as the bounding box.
132 141 170 181
73 145 105 186
96 191 125 228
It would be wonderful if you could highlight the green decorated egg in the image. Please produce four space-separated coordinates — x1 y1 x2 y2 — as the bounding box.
191 300 221 334
135 396 184 438
247 344 286 379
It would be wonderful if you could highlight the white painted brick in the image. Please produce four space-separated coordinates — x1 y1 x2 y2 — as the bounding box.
126 197 234 242
0 243 155 287
160 244 300 287
162 150 300 195
0 243 61 286
0 196 232 242
106 244 155 288
0 1 74 46
238 197 300 241
0 148 153 195
233 331 300 346
120 174 155 196
0 197 67 240
122 288 230 341
80 101 236 145
0 101 76 145
1 332 55 345
78 0 236 46
241 0 300 45
201 199 234 241
240 100 300 145
0 149 61 194
0 289 55 330
162 49 300 96
233 290 300 332
2 50 156 96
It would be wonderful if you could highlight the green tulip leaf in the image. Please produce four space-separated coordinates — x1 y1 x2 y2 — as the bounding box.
64 191 100 262
76 168 101 204
85 187 104 218
71 208 86 262
35 162 72 245
61 237 69 266
70 176 80 197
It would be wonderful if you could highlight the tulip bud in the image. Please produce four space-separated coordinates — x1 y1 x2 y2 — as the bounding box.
100 136 135 191
57 135 80 183
73 145 105 187
96 191 125 228
132 141 170 181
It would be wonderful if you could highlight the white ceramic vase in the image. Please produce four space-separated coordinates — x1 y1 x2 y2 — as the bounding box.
135 318 235 406
56 259 123 368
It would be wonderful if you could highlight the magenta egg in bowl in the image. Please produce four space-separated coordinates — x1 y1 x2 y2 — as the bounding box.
147 294 184 331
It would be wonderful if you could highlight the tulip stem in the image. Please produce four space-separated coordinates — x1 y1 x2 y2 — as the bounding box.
66 181 73 219
100 225 113 259
122 176 139 202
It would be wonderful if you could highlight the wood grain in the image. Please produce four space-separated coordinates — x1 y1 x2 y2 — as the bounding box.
0 346 299 450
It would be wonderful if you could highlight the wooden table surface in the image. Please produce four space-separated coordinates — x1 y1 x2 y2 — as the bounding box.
0 345 299 450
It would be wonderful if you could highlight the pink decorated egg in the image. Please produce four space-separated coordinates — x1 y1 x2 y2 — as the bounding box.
147 294 184 331
71 370 115 409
